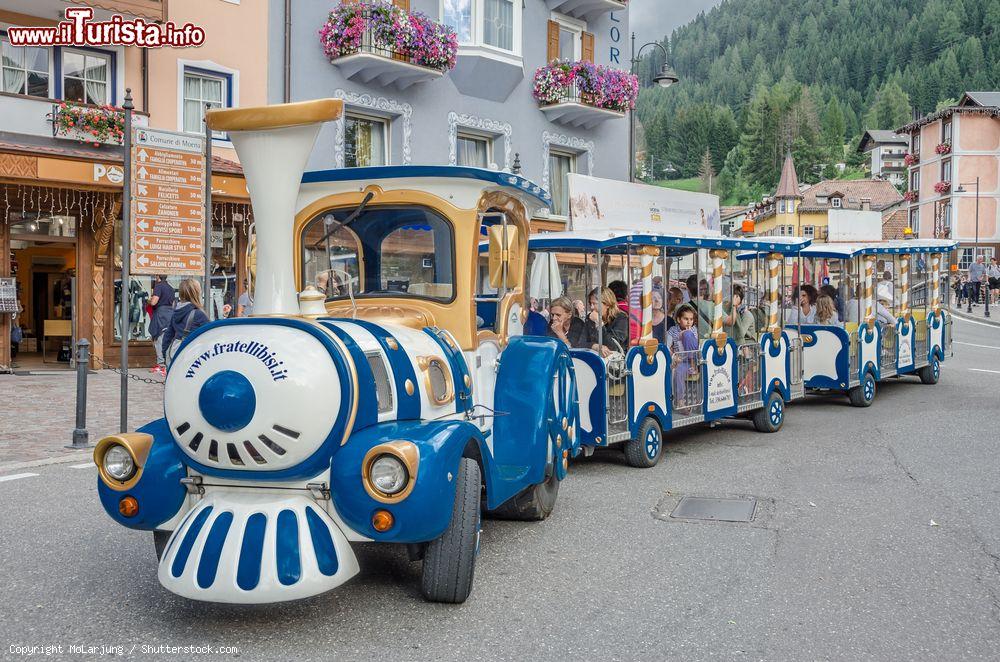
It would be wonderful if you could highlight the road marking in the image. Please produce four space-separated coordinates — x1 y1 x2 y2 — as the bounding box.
969 368 1000 375
71 463 95 469
953 315 1000 329
0 473 39 482
956 341 1000 350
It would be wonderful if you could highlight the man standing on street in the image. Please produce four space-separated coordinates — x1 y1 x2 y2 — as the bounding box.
148 275 175 375
968 256 986 306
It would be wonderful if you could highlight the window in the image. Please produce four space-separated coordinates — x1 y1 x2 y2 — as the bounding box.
909 208 919 235
788 200 795 213
443 0 473 42
958 247 995 271
941 158 951 184
344 113 388 167
910 170 920 193
62 49 111 105
442 0 521 54
183 70 227 135
942 118 952 144
548 150 575 217
802 225 814 238
483 0 515 50
778 200 786 214
456 132 490 168
1 38 49 97
912 132 921 155
831 197 842 208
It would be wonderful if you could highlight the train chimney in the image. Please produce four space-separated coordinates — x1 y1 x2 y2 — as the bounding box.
205 100 343 315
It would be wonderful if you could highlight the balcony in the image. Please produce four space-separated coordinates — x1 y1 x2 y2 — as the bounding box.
533 62 636 130
320 5 456 91
545 0 627 21
0 94 146 143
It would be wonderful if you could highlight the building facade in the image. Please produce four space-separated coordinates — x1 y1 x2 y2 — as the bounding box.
0 0 264 371
266 0 631 225
857 129 908 188
897 92 1000 272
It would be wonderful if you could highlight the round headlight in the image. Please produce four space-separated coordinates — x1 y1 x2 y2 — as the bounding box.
370 454 408 495
103 444 136 482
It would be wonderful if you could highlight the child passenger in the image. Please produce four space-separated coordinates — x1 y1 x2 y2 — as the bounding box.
667 304 700 411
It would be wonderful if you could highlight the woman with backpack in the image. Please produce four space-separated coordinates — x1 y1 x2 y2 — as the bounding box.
162 278 209 368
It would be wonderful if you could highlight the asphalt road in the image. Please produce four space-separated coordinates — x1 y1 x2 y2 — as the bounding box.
2 316 999 661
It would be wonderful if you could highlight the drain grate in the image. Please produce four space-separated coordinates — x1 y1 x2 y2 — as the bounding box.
670 496 757 522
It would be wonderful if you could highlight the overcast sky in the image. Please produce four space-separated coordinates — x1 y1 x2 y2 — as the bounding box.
630 0 723 51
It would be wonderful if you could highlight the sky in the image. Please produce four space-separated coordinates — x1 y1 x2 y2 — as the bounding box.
629 0 724 52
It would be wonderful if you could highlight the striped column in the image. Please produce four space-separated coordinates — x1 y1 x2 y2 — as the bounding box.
899 255 910 320
930 253 941 313
863 256 876 327
766 253 782 337
639 247 657 341
710 249 728 339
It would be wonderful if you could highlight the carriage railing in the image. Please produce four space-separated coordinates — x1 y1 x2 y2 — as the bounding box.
737 343 762 409
788 335 803 385
606 356 628 432
914 330 929 365
671 349 704 416
848 330 860 383
881 323 897 372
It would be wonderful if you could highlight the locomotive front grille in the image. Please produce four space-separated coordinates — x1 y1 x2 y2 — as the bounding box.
366 351 393 414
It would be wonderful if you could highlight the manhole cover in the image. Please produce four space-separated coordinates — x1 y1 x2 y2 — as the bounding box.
670 496 757 522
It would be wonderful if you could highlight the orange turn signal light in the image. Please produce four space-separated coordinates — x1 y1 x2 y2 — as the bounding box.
372 509 394 532
119 496 139 518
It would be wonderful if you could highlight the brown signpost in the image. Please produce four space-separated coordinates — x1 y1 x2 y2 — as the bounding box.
129 128 207 276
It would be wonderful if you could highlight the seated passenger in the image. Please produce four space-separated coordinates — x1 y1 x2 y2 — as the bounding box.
667 304 700 411
609 279 640 345
724 284 757 345
546 296 588 348
586 287 629 357
814 294 840 326
846 285 895 325
651 289 673 341
786 284 818 324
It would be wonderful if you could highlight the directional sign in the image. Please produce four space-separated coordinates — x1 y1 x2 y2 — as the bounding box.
129 127 206 276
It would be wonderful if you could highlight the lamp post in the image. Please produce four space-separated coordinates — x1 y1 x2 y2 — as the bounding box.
955 177 987 317
629 32 678 182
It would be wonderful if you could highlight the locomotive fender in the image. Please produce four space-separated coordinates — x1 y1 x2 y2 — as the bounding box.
329 419 486 543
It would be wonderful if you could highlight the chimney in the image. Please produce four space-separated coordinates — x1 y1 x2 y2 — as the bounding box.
861 198 871 211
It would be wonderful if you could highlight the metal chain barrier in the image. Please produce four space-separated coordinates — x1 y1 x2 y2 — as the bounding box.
91 354 165 385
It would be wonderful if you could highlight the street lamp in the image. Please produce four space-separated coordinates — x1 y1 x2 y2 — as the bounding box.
955 177 987 317
629 32 679 182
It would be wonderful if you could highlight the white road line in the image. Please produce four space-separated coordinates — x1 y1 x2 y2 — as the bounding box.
953 315 1000 329
969 368 1000 375
956 341 1000 350
0 473 39 482
70 463 95 469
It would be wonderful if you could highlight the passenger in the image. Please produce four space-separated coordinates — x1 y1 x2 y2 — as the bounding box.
162 278 210 366
650 289 673 341
586 287 629 357
573 298 586 319
609 279 640 344
814 294 840 326
667 304 700 411
820 283 845 321
666 286 684 318
845 284 894 325
724 284 757 344
685 274 714 329
547 296 588 348
787 284 818 324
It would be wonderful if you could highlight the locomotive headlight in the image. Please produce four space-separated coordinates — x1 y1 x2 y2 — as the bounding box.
369 454 408 495
103 445 136 481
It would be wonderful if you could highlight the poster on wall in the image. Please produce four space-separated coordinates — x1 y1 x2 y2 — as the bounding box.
566 174 721 235
827 209 882 242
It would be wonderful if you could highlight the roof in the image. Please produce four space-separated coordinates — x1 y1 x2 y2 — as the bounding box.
881 208 909 240
857 129 908 153
720 205 748 221
521 230 810 256
775 152 802 199
799 179 902 212
896 103 1000 133
301 165 551 207
0 131 244 175
959 91 1000 108
801 239 957 259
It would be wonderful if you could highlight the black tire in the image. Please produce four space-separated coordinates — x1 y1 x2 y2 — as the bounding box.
752 391 785 433
488 469 559 521
623 417 663 468
848 371 876 407
919 358 941 385
421 458 481 604
153 530 171 561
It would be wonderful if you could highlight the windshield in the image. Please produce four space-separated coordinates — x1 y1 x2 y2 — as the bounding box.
302 205 455 303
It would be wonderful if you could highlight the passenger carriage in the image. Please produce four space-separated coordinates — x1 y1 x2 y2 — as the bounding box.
792 240 957 406
519 230 810 468
93 100 581 605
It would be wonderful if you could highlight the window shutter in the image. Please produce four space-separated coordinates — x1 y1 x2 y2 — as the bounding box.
547 20 560 63
392 0 410 10
582 32 595 63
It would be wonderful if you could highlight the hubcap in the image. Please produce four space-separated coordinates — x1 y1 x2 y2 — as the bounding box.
645 428 660 460
933 362 940 379
769 399 782 425
864 378 874 400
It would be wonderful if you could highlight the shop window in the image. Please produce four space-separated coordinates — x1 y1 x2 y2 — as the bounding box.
62 49 111 105
183 69 229 136
548 150 576 217
9 211 76 239
456 132 490 168
1 38 50 97
344 113 388 167
442 0 522 55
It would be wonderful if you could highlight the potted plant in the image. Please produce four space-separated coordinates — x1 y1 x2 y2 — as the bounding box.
933 181 951 194
903 190 918 202
51 102 125 147
903 153 918 166
532 61 638 112
935 142 952 155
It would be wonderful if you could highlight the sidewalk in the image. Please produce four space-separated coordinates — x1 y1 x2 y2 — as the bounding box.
0 370 164 471
950 299 1000 327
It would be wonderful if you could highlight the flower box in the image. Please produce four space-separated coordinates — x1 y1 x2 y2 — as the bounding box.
903 190 918 202
533 60 638 113
933 181 951 195
935 142 952 155
903 153 918 166
51 102 125 146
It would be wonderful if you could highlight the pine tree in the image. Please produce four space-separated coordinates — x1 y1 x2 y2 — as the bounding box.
865 80 911 130
698 149 716 194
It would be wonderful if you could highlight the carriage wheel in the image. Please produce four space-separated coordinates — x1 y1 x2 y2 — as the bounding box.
421 458 481 603
624 417 663 468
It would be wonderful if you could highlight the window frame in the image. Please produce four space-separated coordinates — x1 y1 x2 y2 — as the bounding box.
181 67 232 139
802 225 815 238
911 132 921 156
550 12 585 61
909 208 920 235
910 169 920 193
59 46 114 105
941 158 951 184
0 33 51 98
455 130 492 168
343 111 391 168
942 117 952 145
830 196 842 208
441 0 523 57
547 148 577 218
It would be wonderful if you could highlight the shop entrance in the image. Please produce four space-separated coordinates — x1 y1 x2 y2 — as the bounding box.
9 212 77 372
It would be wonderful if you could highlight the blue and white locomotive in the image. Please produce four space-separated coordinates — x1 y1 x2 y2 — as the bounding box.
94 100 578 604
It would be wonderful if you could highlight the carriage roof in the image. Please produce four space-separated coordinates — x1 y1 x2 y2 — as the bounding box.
800 239 959 259
522 230 810 256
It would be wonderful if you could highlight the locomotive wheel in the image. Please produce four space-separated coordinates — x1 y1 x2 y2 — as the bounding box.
919 358 941 385
421 458 481 604
623 417 663 468
848 372 876 407
752 391 785 433
488 467 559 521
153 530 171 561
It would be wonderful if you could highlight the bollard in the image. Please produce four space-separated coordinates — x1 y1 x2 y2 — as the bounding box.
68 338 91 449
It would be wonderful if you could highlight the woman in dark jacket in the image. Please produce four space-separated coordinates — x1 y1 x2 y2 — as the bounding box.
546 296 588 348
162 278 210 365
585 287 629 357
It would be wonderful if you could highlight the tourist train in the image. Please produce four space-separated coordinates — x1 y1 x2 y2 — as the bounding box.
93 100 957 605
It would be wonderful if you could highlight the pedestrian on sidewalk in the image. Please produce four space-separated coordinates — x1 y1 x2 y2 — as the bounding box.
969 256 986 306
162 278 209 367
954 275 966 307
148 275 174 375
987 257 1000 305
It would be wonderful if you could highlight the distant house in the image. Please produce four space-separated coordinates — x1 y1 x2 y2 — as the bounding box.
719 205 749 236
857 129 908 187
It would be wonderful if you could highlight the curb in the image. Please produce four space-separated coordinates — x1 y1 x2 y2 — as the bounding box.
0 451 94 473
951 309 1000 327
